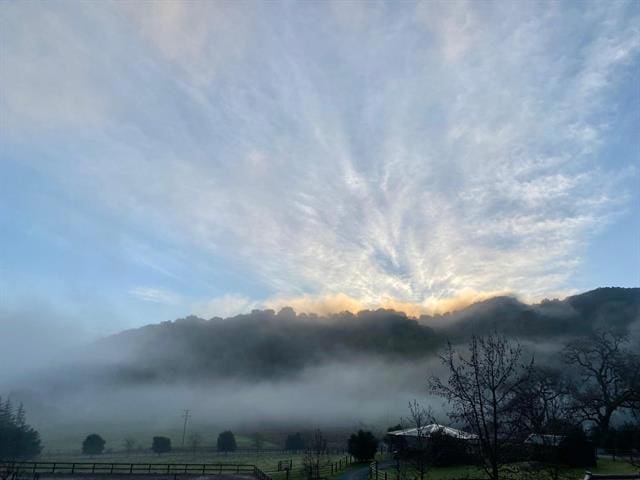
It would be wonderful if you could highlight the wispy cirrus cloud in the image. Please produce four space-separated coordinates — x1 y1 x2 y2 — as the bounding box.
1 1 638 321
129 287 181 305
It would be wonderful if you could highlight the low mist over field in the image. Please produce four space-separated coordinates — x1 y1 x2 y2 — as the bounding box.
3 288 638 447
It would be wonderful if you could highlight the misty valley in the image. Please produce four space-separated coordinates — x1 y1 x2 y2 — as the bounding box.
2 288 639 480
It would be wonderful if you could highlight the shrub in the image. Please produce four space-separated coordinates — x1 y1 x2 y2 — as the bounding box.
217 431 237 452
151 436 172 454
559 428 596 467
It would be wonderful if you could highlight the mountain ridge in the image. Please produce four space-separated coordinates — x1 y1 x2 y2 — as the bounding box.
86 287 639 384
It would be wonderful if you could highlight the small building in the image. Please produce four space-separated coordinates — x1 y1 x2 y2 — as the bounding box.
384 424 477 450
524 432 596 467
384 424 479 466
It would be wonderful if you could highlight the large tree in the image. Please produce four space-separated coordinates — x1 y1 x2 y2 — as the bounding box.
512 366 584 479
82 434 105 455
430 333 533 480
563 330 640 439
348 430 378 462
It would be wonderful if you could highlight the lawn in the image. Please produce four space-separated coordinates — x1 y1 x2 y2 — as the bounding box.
376 457 639 480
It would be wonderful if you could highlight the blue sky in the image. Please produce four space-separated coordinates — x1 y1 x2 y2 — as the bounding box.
1 0 639 338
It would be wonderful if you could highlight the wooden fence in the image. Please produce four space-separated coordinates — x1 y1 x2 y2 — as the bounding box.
38 449 351 459
368 461 385 480
0 462 271 479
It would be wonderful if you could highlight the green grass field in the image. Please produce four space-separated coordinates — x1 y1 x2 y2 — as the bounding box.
35 450 359 480
376 457 639 480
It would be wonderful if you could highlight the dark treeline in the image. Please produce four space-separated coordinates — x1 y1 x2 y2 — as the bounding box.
81 287 639 384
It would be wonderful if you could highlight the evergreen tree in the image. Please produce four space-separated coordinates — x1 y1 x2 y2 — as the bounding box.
0 397 42 459
217 431 237 452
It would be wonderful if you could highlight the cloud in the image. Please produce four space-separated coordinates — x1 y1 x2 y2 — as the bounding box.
1 1 638 314
118 1 255 87
192 294 260 319
129 287 181 305
0 3 109 130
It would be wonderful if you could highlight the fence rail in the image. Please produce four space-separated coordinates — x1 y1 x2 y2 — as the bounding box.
38 449 350 459
0 462 271 479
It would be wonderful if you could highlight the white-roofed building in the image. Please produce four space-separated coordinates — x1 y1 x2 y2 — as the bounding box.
386 424 478 441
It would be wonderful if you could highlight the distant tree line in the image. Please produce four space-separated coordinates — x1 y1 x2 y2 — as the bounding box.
80 431 240 455
0 397 42 459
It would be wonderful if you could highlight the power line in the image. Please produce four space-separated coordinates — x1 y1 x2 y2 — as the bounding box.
181 409 191 448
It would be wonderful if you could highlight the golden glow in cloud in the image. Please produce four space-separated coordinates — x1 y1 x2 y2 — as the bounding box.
266 289 512 317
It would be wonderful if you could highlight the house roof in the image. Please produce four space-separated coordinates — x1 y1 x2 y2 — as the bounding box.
524 434 565 446
386 424 478 440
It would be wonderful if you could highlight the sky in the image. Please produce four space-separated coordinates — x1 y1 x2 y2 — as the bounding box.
1 0 639 339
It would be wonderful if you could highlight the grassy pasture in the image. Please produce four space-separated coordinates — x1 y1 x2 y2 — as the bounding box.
376 458 638 480
35 450 357 480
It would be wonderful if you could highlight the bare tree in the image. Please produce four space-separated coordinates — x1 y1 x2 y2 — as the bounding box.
429 332 533 480
398 400 435 480
513 367 576 480
123 437 136 456
302 430 328 480
563 330 640 439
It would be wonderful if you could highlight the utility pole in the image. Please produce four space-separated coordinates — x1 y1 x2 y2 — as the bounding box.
181 409 191 448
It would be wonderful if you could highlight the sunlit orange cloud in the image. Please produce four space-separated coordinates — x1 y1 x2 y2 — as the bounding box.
266 289 513 318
